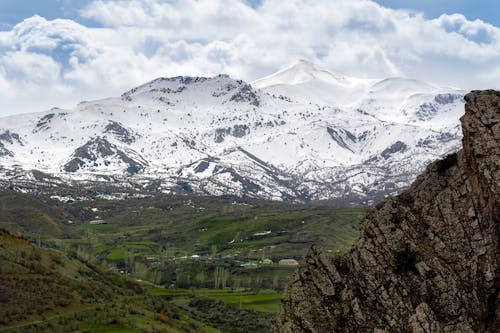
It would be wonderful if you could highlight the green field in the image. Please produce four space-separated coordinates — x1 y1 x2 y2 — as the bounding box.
210 291 282 313
148 288 282 313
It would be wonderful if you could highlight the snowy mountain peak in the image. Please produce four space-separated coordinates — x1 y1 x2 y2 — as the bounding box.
252 60 347 88
123 74 242 94
119 74 262 107
252 60 379 106
370 77 436 94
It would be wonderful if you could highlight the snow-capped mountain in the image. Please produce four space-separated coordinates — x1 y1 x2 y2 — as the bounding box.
0 61 465 204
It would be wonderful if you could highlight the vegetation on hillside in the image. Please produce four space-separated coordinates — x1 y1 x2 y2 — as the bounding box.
0 191 365 332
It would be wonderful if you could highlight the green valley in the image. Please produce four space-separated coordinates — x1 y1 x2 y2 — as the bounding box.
0 191 365 332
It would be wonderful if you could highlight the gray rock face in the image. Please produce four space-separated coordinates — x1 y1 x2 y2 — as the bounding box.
381 141 408 159
214 124 251 142
415 94 464 122
229 83 260 106
0 142 13 157
63 137 145 174
274 90 500 333
0 130 23 146
0 130 22 157
327 127 356 152
33 113 55 133
104 121 137 144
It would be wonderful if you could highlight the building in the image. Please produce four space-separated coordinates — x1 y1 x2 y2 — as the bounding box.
261 258 274 265
240 261 259 269
89 219 107 225
278 259 299 266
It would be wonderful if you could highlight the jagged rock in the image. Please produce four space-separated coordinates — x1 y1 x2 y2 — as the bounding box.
0 130 23 145
0 142 13 157
230 83 261 106
214 124 251 142
381 141 408 159
434 93 464 105
104 121 138 144
0 129 22 157
33 113 55 133
63 137 146 175
274 90 500 333
326 127 356 152
194 161 210 173
214 127 231 143
232 124 250 137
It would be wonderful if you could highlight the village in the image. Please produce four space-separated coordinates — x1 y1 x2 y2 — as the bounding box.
86 217 301 291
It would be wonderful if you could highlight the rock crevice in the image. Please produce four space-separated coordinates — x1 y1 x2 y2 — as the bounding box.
274 90 499 333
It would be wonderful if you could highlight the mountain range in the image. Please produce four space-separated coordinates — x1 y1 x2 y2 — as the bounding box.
0 60 465 204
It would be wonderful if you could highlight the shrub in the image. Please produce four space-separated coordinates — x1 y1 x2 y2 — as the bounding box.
393 243 420 273
29 249 42 261
436 153 457 174
50 253 64 267
332 254 350 275
155 312 171 324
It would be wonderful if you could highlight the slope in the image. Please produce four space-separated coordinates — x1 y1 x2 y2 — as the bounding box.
0 191 78 238
0 228 224 332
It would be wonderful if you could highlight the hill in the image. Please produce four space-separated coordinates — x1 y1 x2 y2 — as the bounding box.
0 228 230 332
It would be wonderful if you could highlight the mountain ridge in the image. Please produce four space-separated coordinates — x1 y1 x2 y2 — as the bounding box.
0 61 465 203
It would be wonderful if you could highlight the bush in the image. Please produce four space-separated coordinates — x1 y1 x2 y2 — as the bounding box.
332 254 350 275
50 253 65 267
393 243 420 273
155 312 171 324
436 153 457 174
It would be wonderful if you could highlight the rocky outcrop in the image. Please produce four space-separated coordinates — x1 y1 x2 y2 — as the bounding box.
0 142 13 157
63 137 146 175
0 130 23 158
274 90 499 332
214 124 251 143
104 121 138 144
0 130 23 145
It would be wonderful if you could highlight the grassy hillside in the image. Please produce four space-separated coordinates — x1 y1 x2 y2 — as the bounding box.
0 228 225 332
0 193 364 257
66 195 364 258
0 192 76 238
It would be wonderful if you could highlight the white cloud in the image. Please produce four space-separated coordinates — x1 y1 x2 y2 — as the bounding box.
1 0 500 116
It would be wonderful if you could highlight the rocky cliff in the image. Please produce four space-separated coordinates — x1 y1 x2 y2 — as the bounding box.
274 90 499 333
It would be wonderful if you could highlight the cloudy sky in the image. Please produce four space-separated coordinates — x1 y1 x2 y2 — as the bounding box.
1 0 499 116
